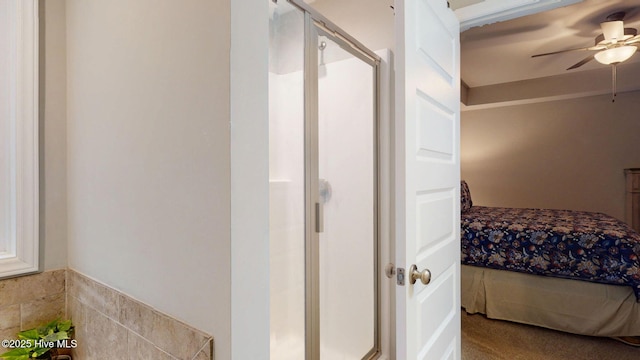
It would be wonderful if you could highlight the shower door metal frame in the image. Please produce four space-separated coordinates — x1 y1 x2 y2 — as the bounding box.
286 1 383 359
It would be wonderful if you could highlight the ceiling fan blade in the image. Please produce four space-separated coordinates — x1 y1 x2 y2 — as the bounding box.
626 35 640 45
532 47 592 58
567 54 595 70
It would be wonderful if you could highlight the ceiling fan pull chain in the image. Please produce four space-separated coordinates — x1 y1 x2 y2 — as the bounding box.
612 64 617 103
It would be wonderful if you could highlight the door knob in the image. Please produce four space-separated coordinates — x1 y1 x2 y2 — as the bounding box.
409 264 431 285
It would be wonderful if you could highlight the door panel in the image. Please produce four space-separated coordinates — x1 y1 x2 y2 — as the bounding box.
417 192 455 255
416 0 456 81
416 93 455 160
395 0 461 359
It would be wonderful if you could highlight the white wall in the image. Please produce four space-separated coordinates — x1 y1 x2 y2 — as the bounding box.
230 0 270 359
65 0 233 357
461 91 640 221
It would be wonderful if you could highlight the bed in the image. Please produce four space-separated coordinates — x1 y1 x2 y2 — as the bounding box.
460 180 640 338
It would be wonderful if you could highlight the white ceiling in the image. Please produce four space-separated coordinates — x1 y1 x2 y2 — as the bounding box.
460 0 640 88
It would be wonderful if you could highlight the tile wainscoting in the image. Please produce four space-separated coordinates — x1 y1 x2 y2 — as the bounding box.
0 269 213 360
66 269 214 359
0 269 66 342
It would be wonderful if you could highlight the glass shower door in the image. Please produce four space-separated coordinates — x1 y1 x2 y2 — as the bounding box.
315 30 378 360
269 2 380 358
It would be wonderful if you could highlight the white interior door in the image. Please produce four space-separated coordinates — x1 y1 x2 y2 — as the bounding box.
394 0 461 359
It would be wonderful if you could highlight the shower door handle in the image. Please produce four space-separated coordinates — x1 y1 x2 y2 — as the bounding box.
316 179 330 233
315 202 324 233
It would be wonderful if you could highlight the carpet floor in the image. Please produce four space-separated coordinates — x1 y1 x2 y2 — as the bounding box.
462 312 640 360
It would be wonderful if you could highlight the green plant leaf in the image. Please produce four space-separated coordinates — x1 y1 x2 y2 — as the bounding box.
37 319 60 337
42 331 68 343
0 347 32 360
4 318 73 360
56 320 72 333
17 330 38 341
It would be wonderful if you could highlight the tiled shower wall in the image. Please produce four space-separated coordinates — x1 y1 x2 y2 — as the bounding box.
0 269 213 359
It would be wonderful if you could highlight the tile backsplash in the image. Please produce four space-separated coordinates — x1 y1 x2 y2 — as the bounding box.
0 269 213 360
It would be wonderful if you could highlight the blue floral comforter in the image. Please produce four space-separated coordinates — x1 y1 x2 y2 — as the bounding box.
461 206 640 301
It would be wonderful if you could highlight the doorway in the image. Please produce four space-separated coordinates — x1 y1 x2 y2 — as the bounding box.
268 1 382 359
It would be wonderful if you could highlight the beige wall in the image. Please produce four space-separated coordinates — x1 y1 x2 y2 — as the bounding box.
461 90 640 221
41 0 67 271
43 0 269 358
64 0 232 358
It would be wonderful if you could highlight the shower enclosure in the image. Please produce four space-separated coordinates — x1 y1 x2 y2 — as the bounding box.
269 1 382 359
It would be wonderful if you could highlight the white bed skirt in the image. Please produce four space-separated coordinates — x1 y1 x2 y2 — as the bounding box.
461 265 640 337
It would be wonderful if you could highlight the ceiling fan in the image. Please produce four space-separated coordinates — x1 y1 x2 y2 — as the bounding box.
532 11 640 101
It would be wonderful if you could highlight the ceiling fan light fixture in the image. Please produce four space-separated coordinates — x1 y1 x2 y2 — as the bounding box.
601 21 625 41
594 46 637 65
